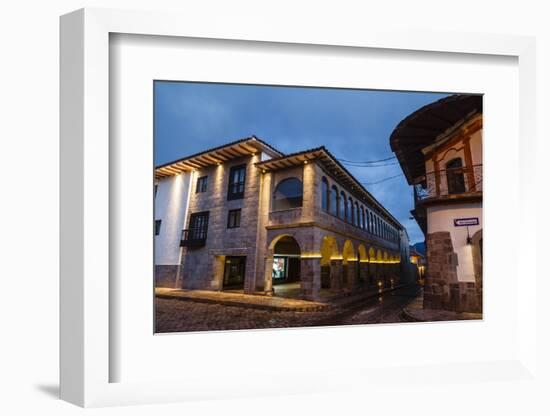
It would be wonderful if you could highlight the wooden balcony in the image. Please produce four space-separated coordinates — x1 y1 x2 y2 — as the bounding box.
413 164 482 205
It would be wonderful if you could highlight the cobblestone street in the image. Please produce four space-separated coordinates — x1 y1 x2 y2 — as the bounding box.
155 285 423 333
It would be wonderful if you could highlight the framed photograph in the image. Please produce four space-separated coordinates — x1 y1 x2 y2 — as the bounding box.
60 8 538 408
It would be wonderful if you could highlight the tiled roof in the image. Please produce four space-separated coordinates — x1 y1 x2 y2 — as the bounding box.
155 135 283 178
256 146 404 230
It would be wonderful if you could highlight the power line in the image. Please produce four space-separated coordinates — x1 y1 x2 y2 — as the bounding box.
361 173 404 185
337 155 396 164
341 161 400 168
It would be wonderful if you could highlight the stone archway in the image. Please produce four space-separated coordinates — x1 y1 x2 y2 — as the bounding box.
265 234 302 298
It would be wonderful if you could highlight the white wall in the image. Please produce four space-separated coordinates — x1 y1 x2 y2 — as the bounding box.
427 202 482 282
154 172 192 264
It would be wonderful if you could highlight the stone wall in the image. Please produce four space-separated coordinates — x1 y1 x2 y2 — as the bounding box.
180 154 263 292
424 231 482 313
155 265 179 288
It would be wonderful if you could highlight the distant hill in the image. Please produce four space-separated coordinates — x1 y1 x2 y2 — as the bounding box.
411 242 426 256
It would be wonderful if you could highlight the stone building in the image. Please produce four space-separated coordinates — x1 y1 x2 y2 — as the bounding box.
155 136 410 301
390 94 483 312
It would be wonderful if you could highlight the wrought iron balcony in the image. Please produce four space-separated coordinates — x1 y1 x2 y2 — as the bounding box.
413 164 482 203
180 227 208 248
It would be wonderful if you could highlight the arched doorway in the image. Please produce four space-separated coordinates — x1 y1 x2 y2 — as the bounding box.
269 235 301 298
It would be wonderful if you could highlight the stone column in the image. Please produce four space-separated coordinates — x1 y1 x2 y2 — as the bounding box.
263 249 274 295
300 257 321 301
424 231 460 311
346 260 358 291
329 259 343 292
359 262 368 286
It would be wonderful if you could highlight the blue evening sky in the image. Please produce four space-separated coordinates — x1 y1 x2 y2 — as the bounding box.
154 81 449 244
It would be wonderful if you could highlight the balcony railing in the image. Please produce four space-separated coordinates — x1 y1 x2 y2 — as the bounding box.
414 164 482 203
180 227 208 248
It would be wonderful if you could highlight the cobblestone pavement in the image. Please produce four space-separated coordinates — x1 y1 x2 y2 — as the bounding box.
155 285 424 333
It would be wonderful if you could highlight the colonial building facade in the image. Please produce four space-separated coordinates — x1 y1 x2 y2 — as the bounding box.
390 94 483 312
155 136 411 301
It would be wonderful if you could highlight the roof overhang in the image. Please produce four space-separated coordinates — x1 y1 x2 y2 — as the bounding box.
390 94 483 184
257 146 404 230
155 136 283 179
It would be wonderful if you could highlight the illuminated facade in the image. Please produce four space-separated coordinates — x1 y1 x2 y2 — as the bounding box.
390 95 483 312
155 136 410 301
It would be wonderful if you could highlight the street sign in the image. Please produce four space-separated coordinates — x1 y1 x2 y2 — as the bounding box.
453 217 479 227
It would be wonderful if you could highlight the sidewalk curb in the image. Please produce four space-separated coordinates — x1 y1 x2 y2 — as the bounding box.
155 292 330 312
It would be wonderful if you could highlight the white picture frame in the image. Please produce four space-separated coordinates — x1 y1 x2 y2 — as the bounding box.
60 7 538 408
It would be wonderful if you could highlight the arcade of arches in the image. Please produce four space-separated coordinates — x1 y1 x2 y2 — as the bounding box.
264 232 401 301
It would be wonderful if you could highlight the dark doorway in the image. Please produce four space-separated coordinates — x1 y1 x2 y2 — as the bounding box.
223 256 246 289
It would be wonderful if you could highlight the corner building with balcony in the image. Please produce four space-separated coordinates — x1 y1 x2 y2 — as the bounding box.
155 136 411 301
390 94 483 313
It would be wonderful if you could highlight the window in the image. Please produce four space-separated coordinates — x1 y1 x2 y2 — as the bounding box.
227 209 241 228
155 219 161 236
227 164 246 200
187 211 209 241
446 158 466 194
370 212 374 234
196 176 208 193
331 186 339 216
273 177 303 211
365 209 372 233
361 207 365 230
321 177 329 211
348 197 354 224
154 184 158 198
340 191 347 219
355 202 360 227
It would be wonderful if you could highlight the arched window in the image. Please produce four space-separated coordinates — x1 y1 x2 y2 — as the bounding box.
355 202 360 227
321 177 329 211
360 207 365 230
368 211 373 233
348 197 354 224
331 185 339 216
446 157 466 194
273 177 303 211
340 191 347 219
